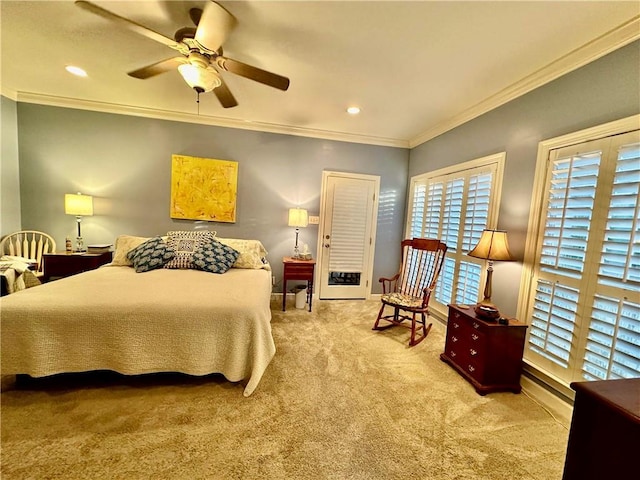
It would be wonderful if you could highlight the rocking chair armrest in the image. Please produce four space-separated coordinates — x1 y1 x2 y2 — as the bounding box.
378 273 400 294
378 273 400 283
421 287 434 307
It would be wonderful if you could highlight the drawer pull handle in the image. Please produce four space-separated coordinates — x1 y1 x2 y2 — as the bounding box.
471 334 479 341
473 322 480 329
452 336 458 343
470 349 477 356
450 351 456 357
468 365 475 373
453 322 459 329
454 312 460 319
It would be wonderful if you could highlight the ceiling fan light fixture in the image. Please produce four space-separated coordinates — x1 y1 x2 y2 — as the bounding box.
177 63 221 92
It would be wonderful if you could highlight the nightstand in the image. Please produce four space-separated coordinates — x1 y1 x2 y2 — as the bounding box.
282 257 316 312
43 251 113 282
440 304 527 395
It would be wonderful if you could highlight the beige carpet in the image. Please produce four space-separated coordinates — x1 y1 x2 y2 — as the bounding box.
1 298 569 479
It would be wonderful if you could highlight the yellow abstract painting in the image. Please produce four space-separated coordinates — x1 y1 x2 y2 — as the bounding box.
170 154 238 223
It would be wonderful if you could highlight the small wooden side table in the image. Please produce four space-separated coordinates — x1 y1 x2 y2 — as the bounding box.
43 251 113 282
282 257 316 312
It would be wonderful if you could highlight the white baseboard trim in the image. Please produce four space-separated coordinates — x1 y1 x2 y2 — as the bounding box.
521 375 573 428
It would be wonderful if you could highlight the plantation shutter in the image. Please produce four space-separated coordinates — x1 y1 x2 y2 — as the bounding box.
440 178 464 250
525 131 640 384
409 183 426 238
582 140 640 380
407 154 503 313
328 181 371 273
424 182 443 239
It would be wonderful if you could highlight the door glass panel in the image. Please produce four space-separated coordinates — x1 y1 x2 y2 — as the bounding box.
328 272 361 286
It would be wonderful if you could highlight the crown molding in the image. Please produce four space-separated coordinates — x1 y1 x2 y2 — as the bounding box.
12 92 409 149
409 15 640 148
1 87 18 101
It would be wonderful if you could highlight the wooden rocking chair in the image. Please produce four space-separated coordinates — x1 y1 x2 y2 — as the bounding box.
373 238 447 346
0 230 56 277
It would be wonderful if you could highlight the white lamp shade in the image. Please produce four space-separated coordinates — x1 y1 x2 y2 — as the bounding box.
65 193 94 216
288 208 309 228
467 229 513 261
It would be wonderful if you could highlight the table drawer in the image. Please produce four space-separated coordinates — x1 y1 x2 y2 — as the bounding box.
284 265 314 279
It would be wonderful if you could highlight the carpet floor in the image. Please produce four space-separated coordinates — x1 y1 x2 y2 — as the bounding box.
1 298 569 479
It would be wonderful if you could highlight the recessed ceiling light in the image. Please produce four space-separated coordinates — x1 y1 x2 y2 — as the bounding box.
65 65 88 77
347 106 361 115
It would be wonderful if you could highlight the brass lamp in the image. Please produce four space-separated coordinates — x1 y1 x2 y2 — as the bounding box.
65 192 94 252
467 229 513 318
288 208 308 259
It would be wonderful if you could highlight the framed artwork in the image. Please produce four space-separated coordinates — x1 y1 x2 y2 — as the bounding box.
170 154 238 223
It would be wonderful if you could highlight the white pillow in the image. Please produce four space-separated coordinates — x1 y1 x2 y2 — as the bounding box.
111 235 151 266
216 238 270 270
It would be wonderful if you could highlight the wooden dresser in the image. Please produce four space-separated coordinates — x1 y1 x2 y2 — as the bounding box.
440 304 528 395
562 378 640 480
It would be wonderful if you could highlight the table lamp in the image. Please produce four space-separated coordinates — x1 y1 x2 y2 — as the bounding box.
65 192 93 252
288 208 308 259
467 229 513 319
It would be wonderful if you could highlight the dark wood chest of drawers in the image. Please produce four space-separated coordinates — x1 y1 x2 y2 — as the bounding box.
440 304 528 395
562 378 640 480
43 251 113 282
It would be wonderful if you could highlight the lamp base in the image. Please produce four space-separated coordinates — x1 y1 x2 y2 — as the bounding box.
75 236 86 253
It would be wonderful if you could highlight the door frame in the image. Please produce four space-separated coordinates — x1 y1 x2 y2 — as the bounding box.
317 170 380 300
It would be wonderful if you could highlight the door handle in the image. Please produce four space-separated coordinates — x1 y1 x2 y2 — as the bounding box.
324 244 330 248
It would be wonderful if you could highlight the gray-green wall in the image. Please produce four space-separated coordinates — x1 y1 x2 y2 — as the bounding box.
1 95 21 233
409 40 640 316
5 40 638 303
12 104 408 293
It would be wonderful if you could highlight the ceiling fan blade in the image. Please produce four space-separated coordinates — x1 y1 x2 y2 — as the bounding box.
128 57 187 79
194 1 237 52
75 0 177 48
189 8 203 27
213 79 238 108
217 57 290 91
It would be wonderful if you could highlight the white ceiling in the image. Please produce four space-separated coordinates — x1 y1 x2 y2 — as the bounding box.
2 1 639 148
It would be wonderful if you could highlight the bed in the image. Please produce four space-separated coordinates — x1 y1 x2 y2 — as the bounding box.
0 234 276 397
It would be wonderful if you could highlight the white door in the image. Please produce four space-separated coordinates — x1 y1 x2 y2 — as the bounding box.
318 172 379 299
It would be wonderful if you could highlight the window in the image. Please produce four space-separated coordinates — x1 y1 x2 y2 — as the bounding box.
520 116 639 387
407 153 505 314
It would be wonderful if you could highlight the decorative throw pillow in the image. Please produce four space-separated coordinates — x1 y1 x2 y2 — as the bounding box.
112 235 150 266
126 237 175 273
216 238 270 270
192 239 240 274
164 230 217 269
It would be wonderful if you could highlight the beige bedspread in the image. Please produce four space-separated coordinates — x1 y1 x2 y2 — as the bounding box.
0 265 275 396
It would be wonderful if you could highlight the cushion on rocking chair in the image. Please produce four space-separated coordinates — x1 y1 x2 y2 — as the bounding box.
381 292 424 308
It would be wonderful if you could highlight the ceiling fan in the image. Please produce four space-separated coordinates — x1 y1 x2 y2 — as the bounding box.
75 0 290 108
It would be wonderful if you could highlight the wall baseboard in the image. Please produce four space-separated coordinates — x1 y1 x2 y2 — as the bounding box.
521 375 573 428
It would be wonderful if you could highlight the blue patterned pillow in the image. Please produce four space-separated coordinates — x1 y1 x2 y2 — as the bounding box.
192 239 240 274
126 236 175 273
